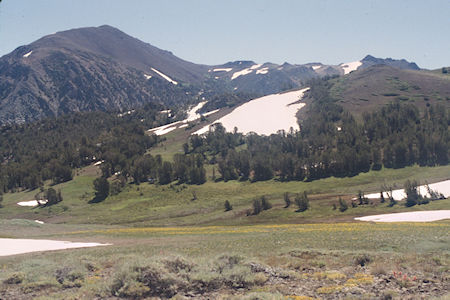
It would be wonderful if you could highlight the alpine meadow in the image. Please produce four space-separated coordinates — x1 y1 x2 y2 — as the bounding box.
0 1 449 299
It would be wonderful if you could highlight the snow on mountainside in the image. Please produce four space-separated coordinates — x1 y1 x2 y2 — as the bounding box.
194 88 309 136
148 101 218 135
0 23 423 125
340 61 362 74
151 68 178 85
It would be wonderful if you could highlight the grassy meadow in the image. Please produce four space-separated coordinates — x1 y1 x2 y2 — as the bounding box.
1 163 449 299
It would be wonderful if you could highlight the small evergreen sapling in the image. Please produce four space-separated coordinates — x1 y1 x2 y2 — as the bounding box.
338 197 348 212
283 192 291 208
295 191 309 212
224 200 232 211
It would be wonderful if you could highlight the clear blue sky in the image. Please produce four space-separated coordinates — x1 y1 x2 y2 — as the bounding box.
1 0 449 69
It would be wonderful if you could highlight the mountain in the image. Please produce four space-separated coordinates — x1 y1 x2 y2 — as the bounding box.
0 25 205 124
360 55 420 70
205 61 339 95
326 64 450 115
0 24 427 125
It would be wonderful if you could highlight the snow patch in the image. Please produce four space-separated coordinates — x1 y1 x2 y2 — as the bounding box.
256 67 269 75
355 210 450 223
0 238 111 256
148 121 182 136
151 68 178 85
23 51 33 58
93 160 105 166
186 101 207 121
312 65 321 70
250 64 262 70
231 68 253 80
203 109 219 117
194 88 309 136
364 179 450 201
340 61 362 74
144 74 152 79
17 200 48 207
34 220 44 224
213 68 232 72
117 110 135 117
148 102 221 136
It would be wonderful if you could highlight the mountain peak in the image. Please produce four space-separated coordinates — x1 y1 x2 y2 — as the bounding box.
361 55 420 70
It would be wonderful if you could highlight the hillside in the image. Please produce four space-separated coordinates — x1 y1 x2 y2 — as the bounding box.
0 25 205 125
0 25 427 126
327 65 450 115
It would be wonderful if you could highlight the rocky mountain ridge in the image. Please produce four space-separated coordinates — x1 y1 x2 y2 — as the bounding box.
0 25 423 125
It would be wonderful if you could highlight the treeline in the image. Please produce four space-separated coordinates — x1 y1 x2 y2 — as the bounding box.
128 153 206 185
0 104 165 192
1 76 448 193
187 78 449 182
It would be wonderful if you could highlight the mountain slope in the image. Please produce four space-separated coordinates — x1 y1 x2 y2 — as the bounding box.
329 65 450 115
0 24 428 126
360 54 420 70
27 25 209 83
0 26 205 124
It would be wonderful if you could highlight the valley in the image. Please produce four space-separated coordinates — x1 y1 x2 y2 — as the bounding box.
0 24 449 300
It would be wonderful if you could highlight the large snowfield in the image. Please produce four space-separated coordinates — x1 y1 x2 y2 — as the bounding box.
355 210 450 223
194 88 309 135
0 238 110 256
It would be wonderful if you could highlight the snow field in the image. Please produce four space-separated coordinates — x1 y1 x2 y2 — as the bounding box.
194 88 309 136
364 179 450 201
355 210 450 223
147 102 218 136
341 61 362 74
256 67 269 74
231 64 265 80
0 238 111 256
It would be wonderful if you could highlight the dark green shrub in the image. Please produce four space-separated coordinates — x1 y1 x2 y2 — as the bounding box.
3 272 24 284
355 254 371 267
260 196 272 211
283 192 291 208
295 192 309 212
404 180 421 207
224 200 233 211
338 197 348 212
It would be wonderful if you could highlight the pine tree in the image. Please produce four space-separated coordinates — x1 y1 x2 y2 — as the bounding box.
295 192 309 212
93 177 110 201
338 197 348 212
283 192 291 208
224 200 233 211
